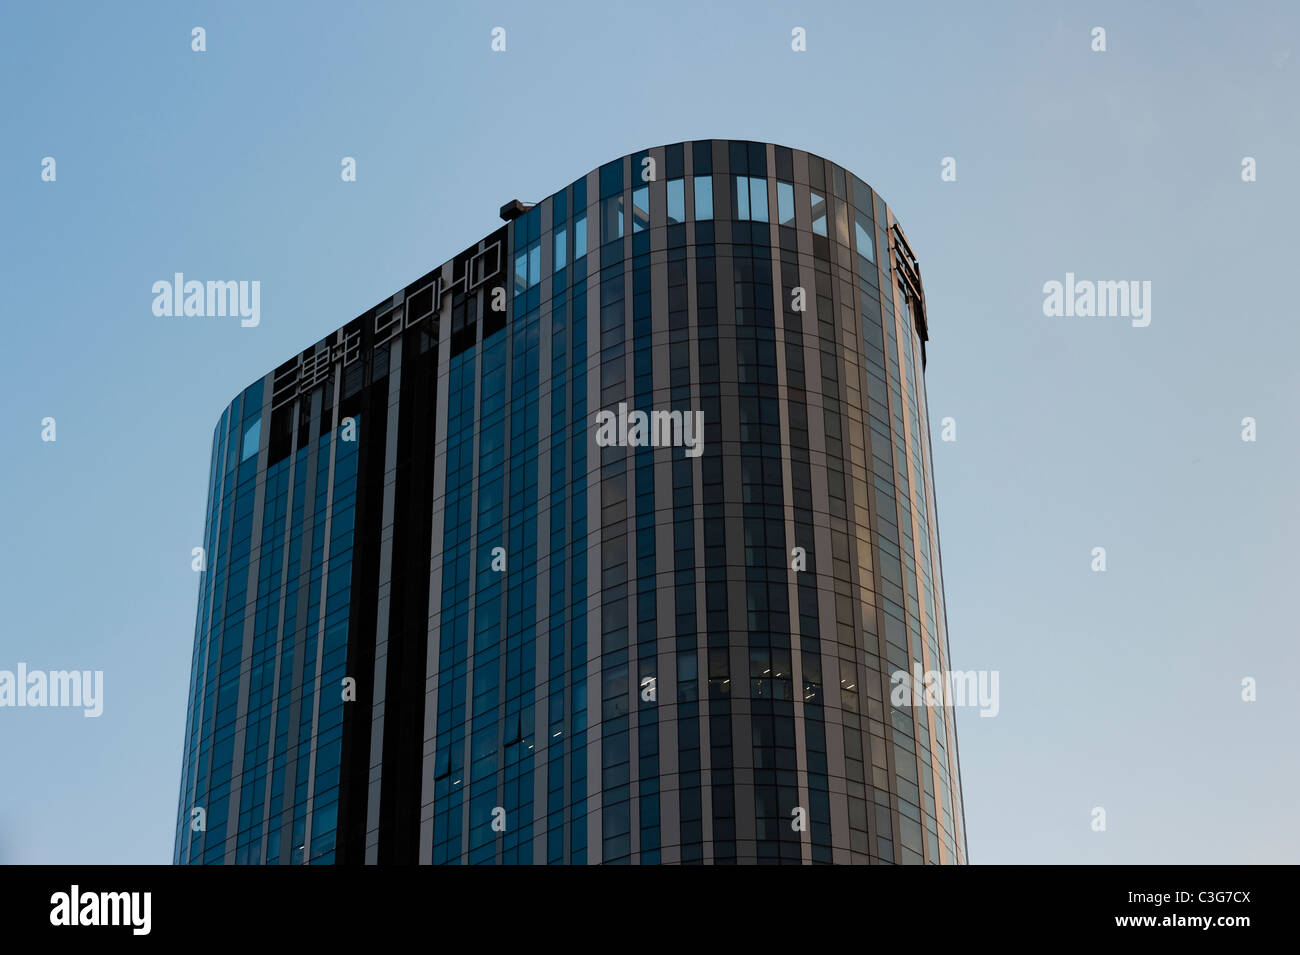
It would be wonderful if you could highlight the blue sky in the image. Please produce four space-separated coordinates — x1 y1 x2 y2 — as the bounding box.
2 0 1297 864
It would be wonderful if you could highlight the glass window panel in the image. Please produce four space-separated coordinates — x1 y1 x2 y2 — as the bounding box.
855 208 875 262
694 176 713 220
514 250 528 295
777 181 795 226
601 195 624 243
632 185 650 233
554 225 567 271
241 418 260 461
667 178 685 224
835 200 849 245
811 191 827 236
750 177 768 221
574 213 587 258
734 175 749 220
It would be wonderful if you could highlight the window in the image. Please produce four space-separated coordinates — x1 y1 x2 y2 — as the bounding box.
241 418 260 461
777 181 795 226
603 663 629 719
514 238 540 295
854 208 875 262
601 194 623 243
666 179 685 224
632 185 650 233
574 212 587 258
811 191 827 236
694 175 713 220
528 243 540 283
732 175 768 221
554 224 567 271
750 176 768 221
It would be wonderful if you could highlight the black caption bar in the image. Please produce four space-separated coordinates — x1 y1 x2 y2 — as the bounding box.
0 863 1282 942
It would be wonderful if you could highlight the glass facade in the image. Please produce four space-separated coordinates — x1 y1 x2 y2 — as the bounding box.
175 140 966 864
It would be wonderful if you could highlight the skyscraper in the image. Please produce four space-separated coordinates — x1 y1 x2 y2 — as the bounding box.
174 140 966 865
